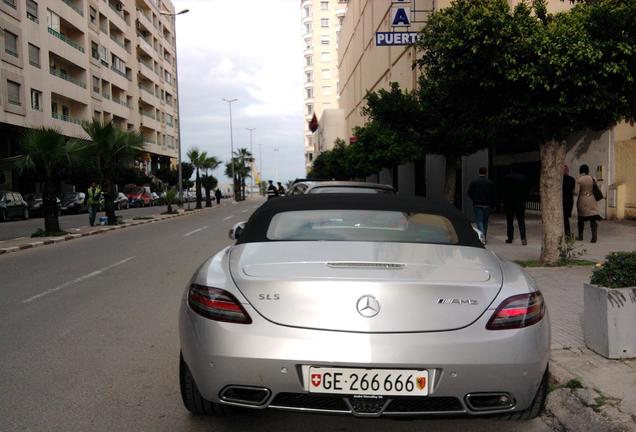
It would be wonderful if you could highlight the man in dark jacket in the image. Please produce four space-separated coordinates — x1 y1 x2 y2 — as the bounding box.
467 167 495 243
214 188 222 205
562 165 576 238
266 180 278 200
502 165 531 245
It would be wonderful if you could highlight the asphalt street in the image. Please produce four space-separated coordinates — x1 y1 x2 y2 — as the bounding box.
0 198 554 432
0 204 177 241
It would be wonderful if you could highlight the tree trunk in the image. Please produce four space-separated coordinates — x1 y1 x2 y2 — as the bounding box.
42 180 61 233
205 188 211 207
444 156 457 205
104 179 117 225
539 139 566 265
195 170 202 209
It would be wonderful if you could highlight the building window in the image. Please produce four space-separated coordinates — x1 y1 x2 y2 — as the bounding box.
28 44 40 67
308 152 313 162
92 76 100 94
4 0 16 9
27 0 39 21
322 69 331 79
305 55 312 66
306 87 313 99
111 54 125 74
98 45 109 65
321 1 329 10
4 31 18 57
304 38 312 50
321 35 329 45
320 51 330 62
306 103 313 115
321 18 329 27
47 10 60 32
89 6 97 24
31 89 42 111
304 22 311 34
91 42 99 60
304 6 311 17
305 71 313 82
7 81 21 106
322 86 332 96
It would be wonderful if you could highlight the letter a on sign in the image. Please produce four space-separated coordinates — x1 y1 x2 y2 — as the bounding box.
391 7 411 27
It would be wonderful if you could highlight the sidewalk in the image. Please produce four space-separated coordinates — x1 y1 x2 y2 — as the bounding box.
0 206 210 255
487 213 636 431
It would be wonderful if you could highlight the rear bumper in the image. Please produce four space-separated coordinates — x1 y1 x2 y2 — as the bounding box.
179 300 550 416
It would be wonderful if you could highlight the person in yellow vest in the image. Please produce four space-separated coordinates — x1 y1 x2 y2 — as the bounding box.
86 182 103 226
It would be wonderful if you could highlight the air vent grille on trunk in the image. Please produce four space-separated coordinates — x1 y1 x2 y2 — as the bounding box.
327 262 405 270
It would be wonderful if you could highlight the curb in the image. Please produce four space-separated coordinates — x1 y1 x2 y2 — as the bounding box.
546 360 636 432
0 207 212 256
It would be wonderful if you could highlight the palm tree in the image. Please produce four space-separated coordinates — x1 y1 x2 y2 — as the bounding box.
164 188 177 214
3 128 84 233
186 147 208 209
82 121 144 225
235 148 254 200
201 155 221 207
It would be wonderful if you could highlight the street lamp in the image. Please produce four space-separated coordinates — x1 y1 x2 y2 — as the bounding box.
223 98 238 201
246 128 255 192
159 8 189 208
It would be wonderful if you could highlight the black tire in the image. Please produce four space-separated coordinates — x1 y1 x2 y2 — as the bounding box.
0 209 6 222
23 208 29 220
179 354 231 416
497 366 549 420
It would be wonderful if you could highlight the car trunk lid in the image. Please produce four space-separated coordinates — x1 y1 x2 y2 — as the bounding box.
229 242 502 333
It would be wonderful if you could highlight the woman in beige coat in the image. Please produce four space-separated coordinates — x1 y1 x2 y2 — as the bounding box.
575 164 601 242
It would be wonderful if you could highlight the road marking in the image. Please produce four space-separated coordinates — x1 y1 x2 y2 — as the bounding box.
184 226 208 237
241 209 250 213
21 256 136 304
223 215 234 221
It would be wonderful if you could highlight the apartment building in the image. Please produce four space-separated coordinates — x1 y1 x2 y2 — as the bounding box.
337 0 636 219
301 0 348 172
0 0 180 191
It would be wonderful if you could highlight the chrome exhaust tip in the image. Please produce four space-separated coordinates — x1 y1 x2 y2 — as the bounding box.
219 386 271 406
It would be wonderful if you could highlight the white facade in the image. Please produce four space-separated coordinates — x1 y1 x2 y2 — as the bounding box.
301 0 348 172
0 0 180 189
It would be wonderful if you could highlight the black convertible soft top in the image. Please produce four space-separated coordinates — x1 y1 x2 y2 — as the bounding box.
237 194 484 248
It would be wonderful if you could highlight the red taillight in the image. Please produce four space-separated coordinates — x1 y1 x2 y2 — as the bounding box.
188 284 252 324
486 292 545 330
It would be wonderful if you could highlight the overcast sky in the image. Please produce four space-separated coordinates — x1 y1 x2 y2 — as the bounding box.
172 0 306 185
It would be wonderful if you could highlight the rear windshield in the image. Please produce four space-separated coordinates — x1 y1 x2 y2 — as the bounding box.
266 210 458 244
309 187 393 194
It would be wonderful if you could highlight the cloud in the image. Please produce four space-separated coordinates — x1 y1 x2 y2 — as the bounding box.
172 0 306 184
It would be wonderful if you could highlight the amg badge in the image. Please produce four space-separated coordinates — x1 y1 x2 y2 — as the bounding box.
438 298 478 305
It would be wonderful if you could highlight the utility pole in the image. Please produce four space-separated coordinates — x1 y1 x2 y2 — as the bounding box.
222 98 237 201
246 128 255 192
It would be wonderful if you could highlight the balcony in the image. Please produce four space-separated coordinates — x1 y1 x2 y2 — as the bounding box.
137 36 153 56
140 110 160 130
48 27 84 53
61 0 84 16
110 64 129 80
112 96 131 108
50 67 86 89
52 111 83 124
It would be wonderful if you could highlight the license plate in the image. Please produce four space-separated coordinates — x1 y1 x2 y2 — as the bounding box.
307 367 428 396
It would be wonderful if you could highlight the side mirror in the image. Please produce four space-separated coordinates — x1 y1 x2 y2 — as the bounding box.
229 221 246 240
472 225 486 245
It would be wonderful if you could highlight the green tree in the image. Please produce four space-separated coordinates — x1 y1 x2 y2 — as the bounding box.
201 155 221 207
225 148 253 201
415 0 636 264
3 128 84 232
187 147 208 209
163 188 177 214
82 120 144 225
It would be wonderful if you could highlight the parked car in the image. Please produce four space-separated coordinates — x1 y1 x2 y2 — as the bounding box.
60 192 87 214
179 194 550 419
287 181 396 195
24 193 61 217
100 192 129 210
0 191 29 221
123 184 153 207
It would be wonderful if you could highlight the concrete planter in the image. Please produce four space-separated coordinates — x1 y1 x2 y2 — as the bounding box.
583 283 636 359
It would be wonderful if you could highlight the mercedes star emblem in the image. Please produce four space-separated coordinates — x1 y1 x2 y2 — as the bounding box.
356 295 380 318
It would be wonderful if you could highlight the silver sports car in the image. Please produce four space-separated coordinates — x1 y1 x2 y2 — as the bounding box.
179 194 550 419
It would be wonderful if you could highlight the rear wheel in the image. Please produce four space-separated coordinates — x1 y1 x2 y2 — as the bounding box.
179 354 232 416
497 366 548 420
0 209 6 222
23 208 29 220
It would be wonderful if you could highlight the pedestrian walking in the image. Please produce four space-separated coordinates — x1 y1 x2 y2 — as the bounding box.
502 165 530 245
467 167 495 243
575 164 602 243
214 188 222 205
277 182 286 196
86 182 102 226
266 180 278 200
562 165 576 238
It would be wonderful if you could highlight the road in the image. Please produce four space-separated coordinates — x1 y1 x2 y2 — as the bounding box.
0 198 554 432
0 202 205 241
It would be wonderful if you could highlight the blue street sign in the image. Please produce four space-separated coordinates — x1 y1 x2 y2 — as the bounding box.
375 32 420 46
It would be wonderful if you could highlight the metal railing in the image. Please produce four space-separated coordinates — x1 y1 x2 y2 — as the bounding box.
140 111 155 120
48 27 85 53
112 96 131 108
138 85 156 98
52 112 82 124
61 0 83 16
110 35 126 50
110 64 128 79
50 67 86 88
2 0 16 9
